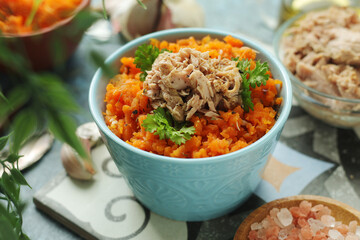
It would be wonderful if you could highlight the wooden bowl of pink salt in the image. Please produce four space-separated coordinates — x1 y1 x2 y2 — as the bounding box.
234 195 360 240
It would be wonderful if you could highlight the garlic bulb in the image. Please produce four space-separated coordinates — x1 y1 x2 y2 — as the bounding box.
61 138 95 180
162 0 204 29
105 0 204 41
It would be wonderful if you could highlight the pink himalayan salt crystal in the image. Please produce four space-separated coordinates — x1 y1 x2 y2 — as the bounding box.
345 233 360 240
321 214 336 227
311 204 324 212
261 217 271 229
274 217 285 228
336 224 350 235
278 224 295 240
300 200 312 216
269 208 286 228
265 225 280 238
248 201 360 240
301 224 313 239
349 221 358 234
298 217 309 228
277 208 293 227
308 218 325 234
257 228 266 239
278 230 288 240
329 229 345 240
315 205 331 219
270 208 280 219
248 230 258 239
250 222 263 231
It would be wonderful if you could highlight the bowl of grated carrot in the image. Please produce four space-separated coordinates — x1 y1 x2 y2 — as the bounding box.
0 0 91 70
89 28 292 221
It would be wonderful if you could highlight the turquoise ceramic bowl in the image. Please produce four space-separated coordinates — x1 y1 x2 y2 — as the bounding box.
89 28 292 221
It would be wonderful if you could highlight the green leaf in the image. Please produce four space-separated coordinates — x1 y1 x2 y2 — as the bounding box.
5 153 21 165
0 91 7 103
50 37 66 67
20 233 30 240
241 84 253 112
0 88 30 122
235 58 270 112
1 172 20 201
30 74 79 113
69 10 102 37
10 169 30 188
134 44 161 81
0 135 9 151
0 38 29 72
11 110 37 153
90 51 116 79
248 61 270 88
0 200 22 240
47 112 87 159
0 217 18 240
142 108 195 145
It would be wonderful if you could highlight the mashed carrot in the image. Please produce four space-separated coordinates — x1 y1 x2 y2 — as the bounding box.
0 0 82 34
104 35 282 158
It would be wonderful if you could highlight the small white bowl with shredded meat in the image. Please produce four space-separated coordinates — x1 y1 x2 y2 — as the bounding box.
274 6 360 128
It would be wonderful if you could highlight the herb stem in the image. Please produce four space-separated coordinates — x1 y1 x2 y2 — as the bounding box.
137 0 148 10
101 0 108 20
25 0 43 27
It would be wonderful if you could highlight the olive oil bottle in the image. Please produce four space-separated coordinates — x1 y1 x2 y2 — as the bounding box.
281 0 360 21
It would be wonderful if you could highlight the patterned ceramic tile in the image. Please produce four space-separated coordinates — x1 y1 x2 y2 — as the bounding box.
261 156 300 192
324 166 360 211
38 145 187 240
254 142 334 202
281 115 316 138
313 124 340 164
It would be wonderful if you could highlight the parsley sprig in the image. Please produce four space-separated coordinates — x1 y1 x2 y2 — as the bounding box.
234 58 270 112
134 44 161 81
134 44 170 81
142 108 195 145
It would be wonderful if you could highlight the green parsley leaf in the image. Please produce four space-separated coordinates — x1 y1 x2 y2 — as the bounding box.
134 44 171 81
234 58 270 112
134 44 161 81
142 108 195 145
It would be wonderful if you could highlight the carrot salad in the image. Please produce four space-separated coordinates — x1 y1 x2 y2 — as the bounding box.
104 35 283 158
0 0 82 34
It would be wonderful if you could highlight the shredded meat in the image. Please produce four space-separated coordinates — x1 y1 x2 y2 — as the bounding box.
144 48 242 121
282 6 360 104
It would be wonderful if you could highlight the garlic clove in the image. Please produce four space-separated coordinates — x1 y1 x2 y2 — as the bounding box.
156 4 176 31
18 132 54 170
105 0 204 41
61 138 95 180
75 122 102 148
162 0 204 28
119 0 162 41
